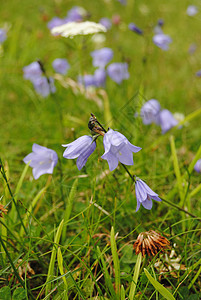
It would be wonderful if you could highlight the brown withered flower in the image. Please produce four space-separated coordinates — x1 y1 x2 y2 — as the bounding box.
0 204 8 218
133 230 170 257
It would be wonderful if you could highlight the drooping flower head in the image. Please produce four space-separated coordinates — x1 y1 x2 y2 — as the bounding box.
23 144 58 179
194 159 201 173
128 23 143 35
101 129 141 171
0 28 7 43
99 18 112 30
158 109 178 134
33 76 56 97
23 61 42 82
133 230 170 257
51 21 107 38
94 68 107 87
90 47 113 69
140 99 161 125
135 178 161 211
62 135 96 170
52 58 70 75
107 62 129 84
153 33 172 50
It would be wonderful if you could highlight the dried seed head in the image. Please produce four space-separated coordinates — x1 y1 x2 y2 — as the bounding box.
0 204 7 218
133 230 170 257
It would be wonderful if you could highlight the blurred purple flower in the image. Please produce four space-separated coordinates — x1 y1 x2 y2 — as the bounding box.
117 0 127 5
101 129 141 171
94 68 106 87
0 28 7 43
91 47 113 68
196 70 201 77
135 178 161 211
140 99 161 125
188 43 197 54
158 109 178 134
187 5 198 16
99 18 112 30
52 58 70 75
107 62 129 84
194 159 201 173
128 23 143 35
23 144 58 179
67 6 86 22
62 135 96 170
33 76 56 97
78 74 96 88
23 62 42 82
157 19 164 26
47 17 67 30
153 33 172 50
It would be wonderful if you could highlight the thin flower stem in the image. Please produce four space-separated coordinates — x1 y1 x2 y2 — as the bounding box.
120 163 136 182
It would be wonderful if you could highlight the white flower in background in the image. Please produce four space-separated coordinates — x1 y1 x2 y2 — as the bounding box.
51 21 107 38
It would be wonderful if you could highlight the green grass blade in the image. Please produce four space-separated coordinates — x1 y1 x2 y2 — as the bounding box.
128 252 142 300
188 144 201 174
144 268 176 300
45 219 64 296
97 246 117 300
57 247 68 300
188 264 201 290
110 226 120 297
62 178 78 243
120 285 125 300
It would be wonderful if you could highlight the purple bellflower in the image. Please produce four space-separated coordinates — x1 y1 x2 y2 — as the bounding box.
107 62 129 84
94 68 106 87
0 28 7 43
187 5 198 16
128 23 143 35
153 33 172 50
47 17 67 30
140 99 161 125
194 159 201 173
62 135 96 170
78 74 96 88
91 47 113 69
52 58 70 75
33 76 56 97
23 144 58 180
135 178 161 211
99 18 112 30
23 61 42 82
66 6 86 22
158 109 178 134
196 70 201 77
101 129 141 171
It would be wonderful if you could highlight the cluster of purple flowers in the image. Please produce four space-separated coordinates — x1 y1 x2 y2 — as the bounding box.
140 99 179 134
23 58 70 97
78 47 130 88
23 115 162 212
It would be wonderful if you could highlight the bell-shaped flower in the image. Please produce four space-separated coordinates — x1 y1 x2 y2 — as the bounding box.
62 135 96 170
94 68 106 87
158 109 178 134
99 18 112 30
107 62 129 84
23 144 58 180
91 47 113 69
101 129 141 171
67 6 87 22
135 178 161 211
128 23 143 35
153 33 172 50
33 76 56 97
0 28 7 43
52 58 70 75
140 99 161 125
194 159 201 173
78 74 96 88
23 61 42 82
47 17 67 30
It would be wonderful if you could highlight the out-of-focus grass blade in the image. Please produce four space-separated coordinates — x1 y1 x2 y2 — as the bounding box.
188 144 201 174
45 219 64 296
110 226 120 297
96 246 117 300
120 285 125 300
57 247 68 300
62 179 78 243
128 252 142 300
188 264 201 290
10 161 30 222
170 135 184 204
99 90 113 127
144 268 175 300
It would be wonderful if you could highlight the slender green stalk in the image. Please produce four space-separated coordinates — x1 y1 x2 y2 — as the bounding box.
111 226 120 298
128 252 142 300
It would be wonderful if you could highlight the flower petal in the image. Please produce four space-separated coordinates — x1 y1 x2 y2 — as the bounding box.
76 141 96 170
141 198 153 210
101 152 119 171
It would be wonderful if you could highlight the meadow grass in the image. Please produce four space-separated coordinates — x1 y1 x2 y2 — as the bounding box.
0 0 201 299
